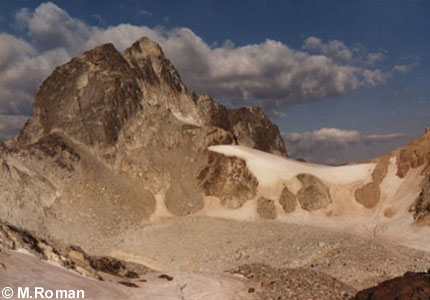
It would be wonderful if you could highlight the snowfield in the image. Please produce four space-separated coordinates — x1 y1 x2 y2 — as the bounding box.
207 145 430 251
209 145 376 186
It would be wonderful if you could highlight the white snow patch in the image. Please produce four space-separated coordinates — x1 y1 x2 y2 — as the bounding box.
76 72 88 90
148 193 175 223
209 145 375 186
172 110 200 126
44 260 67 270
378 156 405 204
16 248 34 256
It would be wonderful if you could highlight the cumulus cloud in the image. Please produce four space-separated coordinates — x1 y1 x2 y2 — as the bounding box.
362 69 385 86
0 2 413 140
303 37 353 64
138 10 153 17
303 36 385 66
392 63 418 73
15 2 92 53
283 128 409 165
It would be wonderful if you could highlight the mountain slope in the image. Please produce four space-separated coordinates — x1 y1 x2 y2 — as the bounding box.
0 37 286 250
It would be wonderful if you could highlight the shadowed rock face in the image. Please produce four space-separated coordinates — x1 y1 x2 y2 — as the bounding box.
279 186 297 213
400 130 430 222
411 168 430 222
355 182 381 209
0 141 6 152
396 130 430 178
257 197 277 219
354 271 430 300
197 152 259 209
296 174 332 211
355 157 388 209
227 107 287 157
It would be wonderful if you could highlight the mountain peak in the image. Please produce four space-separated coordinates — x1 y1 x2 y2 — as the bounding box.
15 36 286 157
124 37 164 59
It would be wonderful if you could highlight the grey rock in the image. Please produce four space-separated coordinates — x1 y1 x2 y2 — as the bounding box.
227 107 287 157
279 187 297 213
296 174 332 211
257 197 277 220
197 152 259 209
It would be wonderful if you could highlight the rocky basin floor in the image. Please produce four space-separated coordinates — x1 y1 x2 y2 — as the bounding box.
95 217 430 290
2 217 430 299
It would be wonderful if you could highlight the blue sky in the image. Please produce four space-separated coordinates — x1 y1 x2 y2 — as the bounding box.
0 1 429 164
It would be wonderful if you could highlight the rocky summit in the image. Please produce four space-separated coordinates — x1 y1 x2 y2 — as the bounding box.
2 37 430 299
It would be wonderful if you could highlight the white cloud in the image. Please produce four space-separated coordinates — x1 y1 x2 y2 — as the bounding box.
15 2 92 53
283 128 409 164
303 37 353 64
392 63 418 73
366 52 385 65
0 34 36 71
302 37 322 51
303 36 385 67
362 69 385 86
166 34 361 103
138 10 153 17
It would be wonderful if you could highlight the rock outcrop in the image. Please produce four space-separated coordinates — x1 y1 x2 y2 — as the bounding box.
227 107 287 156
396 128 430 178
279 186 297 213
0 140 6 152
392 129 430 222
296 174 332 211
257 197 277 219
354 157 388 209
354 271 430 300
410 167 430 223
197 153 259 209
0 219 151 280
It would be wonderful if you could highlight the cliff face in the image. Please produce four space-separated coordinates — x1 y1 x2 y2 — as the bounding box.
1 37 287 248
400 129 430 223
